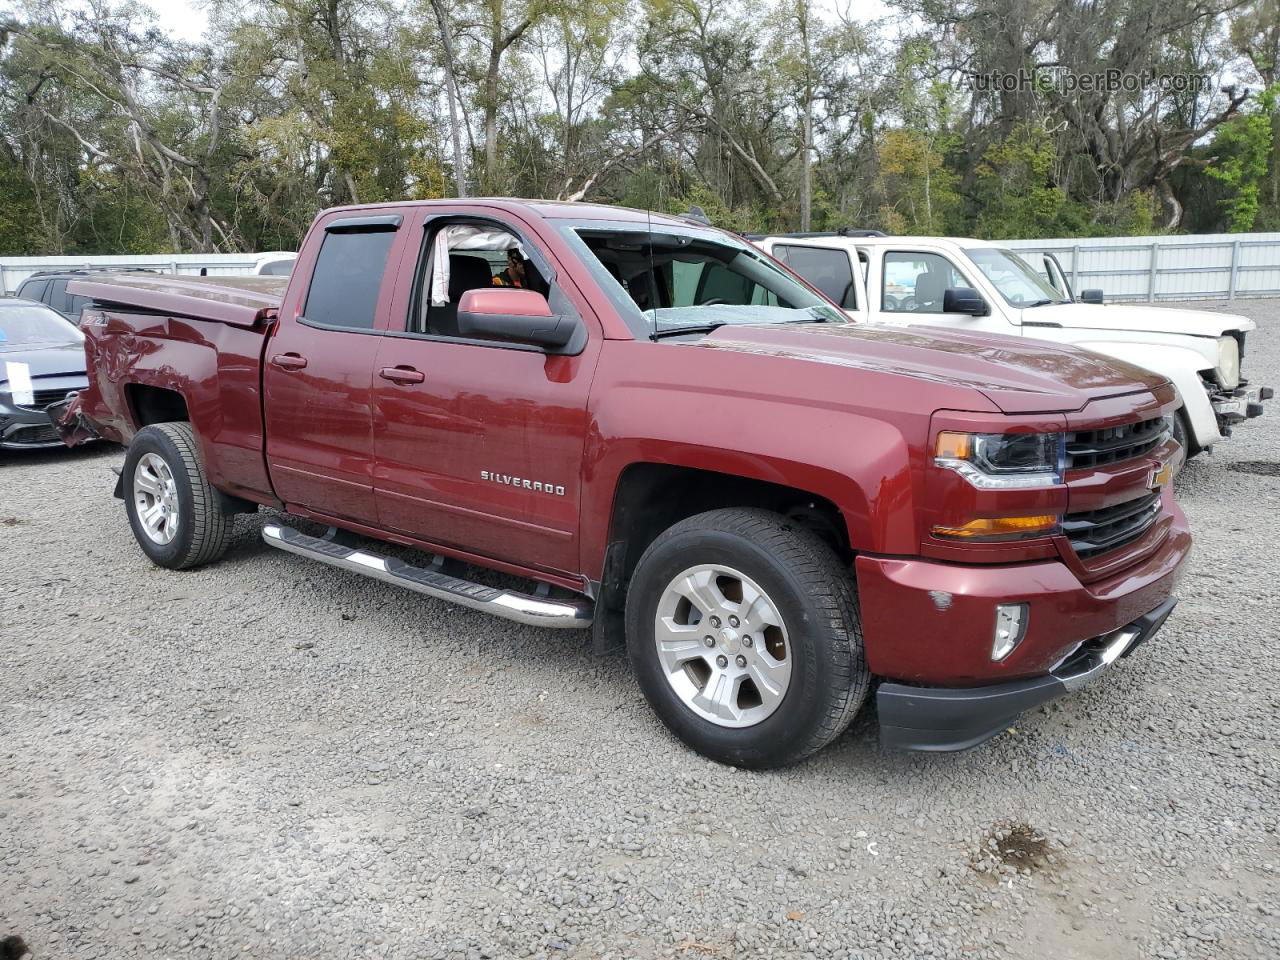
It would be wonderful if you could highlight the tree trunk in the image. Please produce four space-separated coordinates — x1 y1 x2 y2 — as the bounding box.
430 0 468 196
800 101 812 231
483 0 504 191
797 0 814 232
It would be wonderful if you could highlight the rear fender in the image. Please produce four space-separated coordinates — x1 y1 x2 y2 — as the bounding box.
76 308 277 506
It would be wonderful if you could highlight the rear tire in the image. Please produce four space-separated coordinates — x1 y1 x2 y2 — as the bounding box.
123 422 235 570
625 508 869 768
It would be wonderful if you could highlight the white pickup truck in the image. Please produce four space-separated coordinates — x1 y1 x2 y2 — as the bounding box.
753 232 1271 458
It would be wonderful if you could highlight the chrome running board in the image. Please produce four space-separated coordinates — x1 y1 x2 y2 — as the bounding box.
262 523 593 629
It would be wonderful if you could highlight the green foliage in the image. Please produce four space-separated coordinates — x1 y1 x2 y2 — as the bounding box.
0 159 41 255
0 0 1276 255
876 129 962 234
972 124 1090 239
1206 86 1278 232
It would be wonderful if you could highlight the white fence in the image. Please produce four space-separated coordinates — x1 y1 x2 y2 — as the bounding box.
0 253 279 295
4 232 1279 302
1003 232 1280 302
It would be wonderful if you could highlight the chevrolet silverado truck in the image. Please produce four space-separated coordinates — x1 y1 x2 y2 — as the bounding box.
52 200 1190 767
753 232 1271 460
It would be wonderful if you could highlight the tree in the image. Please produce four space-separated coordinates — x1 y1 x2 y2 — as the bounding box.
1206 85 1279 230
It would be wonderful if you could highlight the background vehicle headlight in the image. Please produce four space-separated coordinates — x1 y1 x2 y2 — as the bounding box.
935 431 1065 489
1217 336 1240 389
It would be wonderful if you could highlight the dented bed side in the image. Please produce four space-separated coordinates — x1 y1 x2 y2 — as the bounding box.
59 274 284 507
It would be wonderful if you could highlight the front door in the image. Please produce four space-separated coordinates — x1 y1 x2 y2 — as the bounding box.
263 213 407 525
871 248 1004 334
370 212 599 575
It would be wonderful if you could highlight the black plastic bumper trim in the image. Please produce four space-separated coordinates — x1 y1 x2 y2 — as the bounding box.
877 597 1178 752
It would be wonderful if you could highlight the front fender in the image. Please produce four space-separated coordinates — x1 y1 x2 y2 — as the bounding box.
579 348 940 579
1075 340 1220 448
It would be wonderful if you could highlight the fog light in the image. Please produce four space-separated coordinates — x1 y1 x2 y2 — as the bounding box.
992 603 1028 661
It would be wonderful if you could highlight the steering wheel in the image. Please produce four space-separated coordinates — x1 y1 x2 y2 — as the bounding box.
698 297 728 306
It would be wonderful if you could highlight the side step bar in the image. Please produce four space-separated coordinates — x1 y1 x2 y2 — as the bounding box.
262 523 593 629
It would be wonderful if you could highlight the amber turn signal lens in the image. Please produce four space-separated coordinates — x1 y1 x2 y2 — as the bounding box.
932 515 1059 540
935 431 973 459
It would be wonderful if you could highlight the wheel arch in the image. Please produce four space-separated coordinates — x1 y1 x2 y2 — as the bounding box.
126 383 191 427
601 463 856 589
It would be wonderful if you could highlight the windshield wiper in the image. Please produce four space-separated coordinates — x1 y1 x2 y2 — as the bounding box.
1022 299 1059 308
650 322 732 340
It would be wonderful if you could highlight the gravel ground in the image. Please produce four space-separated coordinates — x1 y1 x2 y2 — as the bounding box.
2 298 1278 960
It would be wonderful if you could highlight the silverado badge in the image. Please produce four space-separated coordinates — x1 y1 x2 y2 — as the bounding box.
481 470 566 497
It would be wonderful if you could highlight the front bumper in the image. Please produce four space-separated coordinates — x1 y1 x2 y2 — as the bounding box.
0 408 67 448
1211 382 1271 437
877 598 1177 751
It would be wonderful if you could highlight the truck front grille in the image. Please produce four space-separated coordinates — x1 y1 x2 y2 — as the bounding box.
1066 416 1166 470
1063 491 1161 560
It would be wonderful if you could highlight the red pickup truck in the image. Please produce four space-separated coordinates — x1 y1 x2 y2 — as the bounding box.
53 199 1190 767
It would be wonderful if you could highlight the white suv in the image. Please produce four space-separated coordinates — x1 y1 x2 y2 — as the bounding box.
754 233 1270 458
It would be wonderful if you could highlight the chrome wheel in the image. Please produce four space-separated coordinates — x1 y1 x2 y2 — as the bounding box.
133 452 180 545
654 563 792 728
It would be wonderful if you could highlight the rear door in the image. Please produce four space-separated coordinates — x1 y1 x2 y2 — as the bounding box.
769 242 865 318
263 211 411 525
369 208 601 575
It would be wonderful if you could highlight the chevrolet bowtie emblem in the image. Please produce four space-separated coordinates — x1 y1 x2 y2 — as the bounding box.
1150 462 1173 489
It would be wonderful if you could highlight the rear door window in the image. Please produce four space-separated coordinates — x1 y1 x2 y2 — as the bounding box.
47 279 71 314
775 244 857 308
18 279 48 303
304 228 398 331
66 295 89 321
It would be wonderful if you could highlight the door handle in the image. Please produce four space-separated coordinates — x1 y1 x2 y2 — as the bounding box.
379 366 426 385
271 353 308 371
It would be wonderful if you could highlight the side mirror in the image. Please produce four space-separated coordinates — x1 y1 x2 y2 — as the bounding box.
942 286 989 317
1079 289 1104 304
457 288 581 351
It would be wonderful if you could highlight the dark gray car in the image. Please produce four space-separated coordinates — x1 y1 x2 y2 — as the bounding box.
0 298 89 449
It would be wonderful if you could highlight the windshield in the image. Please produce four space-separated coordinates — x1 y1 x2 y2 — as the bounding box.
965 248 1070 307
559 221 845 335
0 303 84 345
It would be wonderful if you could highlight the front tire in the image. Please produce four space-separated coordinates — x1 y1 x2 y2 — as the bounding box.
625 508 869 768
123 422 235 570
1171 405 1200 470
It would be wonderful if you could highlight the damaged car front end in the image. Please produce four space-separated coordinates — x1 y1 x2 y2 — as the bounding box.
46 391 102 448
0 299 91 450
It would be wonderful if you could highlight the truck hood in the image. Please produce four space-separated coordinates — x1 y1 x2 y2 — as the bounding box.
695 322 1167 414
1026 302 1255 337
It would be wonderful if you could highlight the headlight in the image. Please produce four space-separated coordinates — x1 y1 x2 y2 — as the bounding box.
1217 336 1240 389
934 431 1065 489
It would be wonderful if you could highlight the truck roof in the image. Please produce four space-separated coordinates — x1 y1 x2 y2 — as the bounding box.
316 198 700 227
67 273 286 328
761 234 1004 250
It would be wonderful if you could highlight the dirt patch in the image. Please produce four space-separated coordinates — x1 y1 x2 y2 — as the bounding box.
1229 460 1280 478
2 517 24 526
971 821 1057 879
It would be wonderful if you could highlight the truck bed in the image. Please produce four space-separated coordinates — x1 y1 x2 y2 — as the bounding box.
67 273 285 327
63 272 288 506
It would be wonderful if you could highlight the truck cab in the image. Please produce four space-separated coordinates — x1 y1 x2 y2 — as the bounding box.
754 233 1270 458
